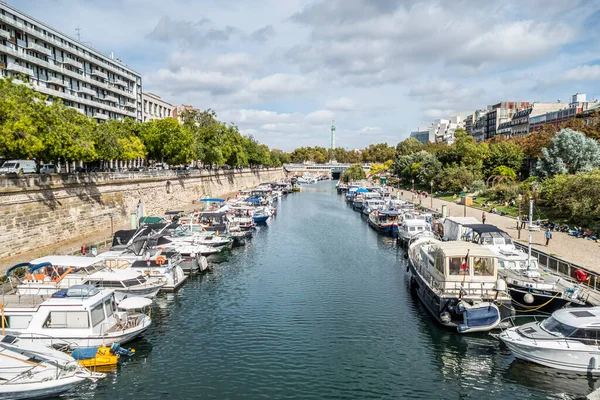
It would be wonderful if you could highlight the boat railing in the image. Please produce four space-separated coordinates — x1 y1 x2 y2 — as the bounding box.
494 315 586 348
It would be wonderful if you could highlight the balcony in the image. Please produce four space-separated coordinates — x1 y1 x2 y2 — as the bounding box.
0 30 9 40
113 78 127 87
91 69 108 80
69 106 86 115
93 113 109 121
78 86 96 97
7 63 33 76
104 94 119 103
124 101 136 109
48 76 67 86
27 42 52 56
62 58 83 70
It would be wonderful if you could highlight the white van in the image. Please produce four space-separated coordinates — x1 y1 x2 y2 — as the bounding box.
0 160 37 174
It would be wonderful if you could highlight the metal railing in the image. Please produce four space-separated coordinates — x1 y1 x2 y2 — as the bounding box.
513 242 600 292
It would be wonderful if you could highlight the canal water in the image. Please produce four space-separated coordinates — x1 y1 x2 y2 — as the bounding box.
67 181 597 399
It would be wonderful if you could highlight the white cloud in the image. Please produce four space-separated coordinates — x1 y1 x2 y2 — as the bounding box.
325 96 355 111
358 126 383 134
248 73 316 95
555 65 600 83
305 109 335 124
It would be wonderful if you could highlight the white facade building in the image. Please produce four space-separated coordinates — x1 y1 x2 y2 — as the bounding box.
142 93 173 122
0 3 142 121
427 113 470 144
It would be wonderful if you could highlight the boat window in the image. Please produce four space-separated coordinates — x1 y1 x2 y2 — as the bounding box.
434 251 445 275
473 257 494 276
3 315 32 329
417 227 424 231
493 238 505 245
449 257 467 276
409 227 415 232
481 235 494 245
91 303 105 327
571 329 600 343
104 299 114 318
87 280 125 288
122 277 145 287
43 311 89 329
541 317 577 337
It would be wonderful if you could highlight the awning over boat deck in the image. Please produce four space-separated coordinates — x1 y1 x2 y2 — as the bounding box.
434 241 497 258
464 224 506 234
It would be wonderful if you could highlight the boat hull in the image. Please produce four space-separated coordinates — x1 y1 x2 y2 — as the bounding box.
0 375 87 400
499 329 600 373
507 284 580 314
367 218 398 238
253 216 269 223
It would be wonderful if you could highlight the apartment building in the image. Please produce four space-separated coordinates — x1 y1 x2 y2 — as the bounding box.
0 3 142 121
529 94 599 132
142 92 173 122
509 102 569 137
482 102 530 140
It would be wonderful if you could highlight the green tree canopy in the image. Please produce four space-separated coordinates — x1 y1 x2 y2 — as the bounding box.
342 164 366 183
536 128 600 177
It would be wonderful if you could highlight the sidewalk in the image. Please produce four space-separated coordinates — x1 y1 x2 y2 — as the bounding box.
392 189 600 273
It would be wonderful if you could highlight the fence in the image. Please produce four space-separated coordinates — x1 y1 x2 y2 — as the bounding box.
0 167 283 189
513 241 600 292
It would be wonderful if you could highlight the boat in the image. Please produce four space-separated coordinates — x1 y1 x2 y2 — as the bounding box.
98 250 189 290
9 256 166 301
367 210 400 237
407 238 515 333
252 209 269 223
397 218 432 244
362 198 386 216
1 285 151 347
462 224 589 313
0 335 104 400
497 307 600 373
71 342 135 368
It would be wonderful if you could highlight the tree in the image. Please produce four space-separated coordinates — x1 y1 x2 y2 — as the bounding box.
536 128 600 177
453 128 488 173
396 138 424 156
490 166 517 179
342 164 366 183
369 163 388 175
0 78 47 160
485 141 524 175
361 143 396 163
434 165 479 194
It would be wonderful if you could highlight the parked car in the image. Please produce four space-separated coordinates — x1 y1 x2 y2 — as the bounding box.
0 160 37 175
40 164 58 174
74 166 88 173
155 163 169 170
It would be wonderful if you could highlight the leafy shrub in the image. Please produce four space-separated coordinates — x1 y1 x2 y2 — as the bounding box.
469 179 487 193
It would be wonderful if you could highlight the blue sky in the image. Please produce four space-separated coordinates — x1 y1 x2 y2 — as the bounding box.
11 0 600 150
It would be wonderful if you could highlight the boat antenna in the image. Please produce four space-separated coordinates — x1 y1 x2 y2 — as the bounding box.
527 199 533 270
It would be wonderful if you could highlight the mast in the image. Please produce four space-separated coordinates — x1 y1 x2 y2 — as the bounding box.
527 199 533 269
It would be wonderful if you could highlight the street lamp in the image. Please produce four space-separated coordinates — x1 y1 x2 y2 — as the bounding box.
430 180 434 209
517 194 523 239
411 179 415 202
463 186 468 217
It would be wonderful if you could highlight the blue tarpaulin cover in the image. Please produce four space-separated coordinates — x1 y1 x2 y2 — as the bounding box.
71 347 99 360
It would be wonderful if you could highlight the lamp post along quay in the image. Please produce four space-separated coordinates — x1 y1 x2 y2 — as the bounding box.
463 186 467 217
430 180 433 209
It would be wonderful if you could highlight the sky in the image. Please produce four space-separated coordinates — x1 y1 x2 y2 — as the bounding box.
11 0 600 151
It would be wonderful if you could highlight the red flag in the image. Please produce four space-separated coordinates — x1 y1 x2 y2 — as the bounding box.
461 250 470 271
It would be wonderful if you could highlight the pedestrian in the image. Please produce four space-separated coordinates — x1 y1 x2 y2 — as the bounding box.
545 228 552 246
482 211 486 224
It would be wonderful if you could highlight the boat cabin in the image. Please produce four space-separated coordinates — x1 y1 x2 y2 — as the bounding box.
419 241 498 285
198 212 228 232
464 224 513 246
400 218 431 235
537 308 600 342
372 210 401 224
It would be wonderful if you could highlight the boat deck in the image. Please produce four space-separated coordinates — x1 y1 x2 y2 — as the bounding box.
0 294 47 308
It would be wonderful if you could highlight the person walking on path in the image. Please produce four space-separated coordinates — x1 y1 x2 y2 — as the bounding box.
545 228 553 246
482 211 486 224
516 214 521 230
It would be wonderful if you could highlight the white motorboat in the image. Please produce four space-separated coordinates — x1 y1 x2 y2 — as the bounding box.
397 218 432 244
98 250 190 289
1 285 151 347
11 256 165 302
0 335 104 400
7 256 165 302
407 238 514 333
498 307 600 373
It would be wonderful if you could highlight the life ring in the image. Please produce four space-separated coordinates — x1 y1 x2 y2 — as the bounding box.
156 256 166 265
574 269 588 283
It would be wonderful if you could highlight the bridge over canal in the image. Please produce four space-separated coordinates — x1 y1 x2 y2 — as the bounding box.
283 163 371 179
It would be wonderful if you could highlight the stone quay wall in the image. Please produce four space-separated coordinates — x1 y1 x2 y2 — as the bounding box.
0 168 284 258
